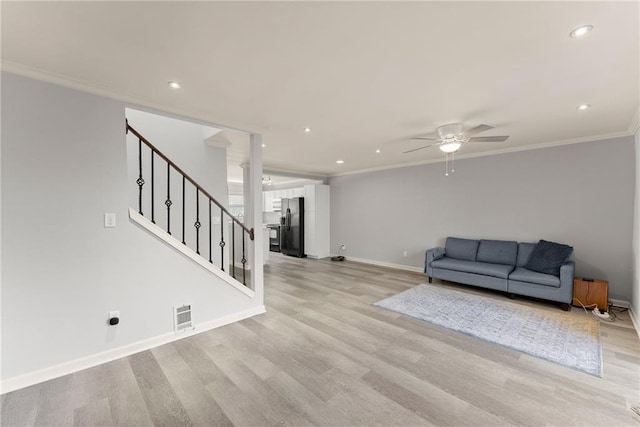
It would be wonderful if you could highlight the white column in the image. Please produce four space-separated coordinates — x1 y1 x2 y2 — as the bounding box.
248 134 264 301
241 164 251 224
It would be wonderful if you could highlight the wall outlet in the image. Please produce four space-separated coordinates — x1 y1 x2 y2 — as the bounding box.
108 310 120 326
403 250 408 257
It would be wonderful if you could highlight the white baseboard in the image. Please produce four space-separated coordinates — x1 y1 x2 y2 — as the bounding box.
609 298 630 309
0 305 266 395
608 299 639 338
345 255 424 273
336 258 640 338
629 305 640 339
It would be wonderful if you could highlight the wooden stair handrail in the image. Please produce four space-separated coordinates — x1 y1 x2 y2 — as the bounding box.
126 121 254 241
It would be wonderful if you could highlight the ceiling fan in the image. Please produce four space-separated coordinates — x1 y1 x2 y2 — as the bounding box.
404 123 509 154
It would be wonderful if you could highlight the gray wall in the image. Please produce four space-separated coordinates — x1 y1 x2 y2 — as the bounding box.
1 73 262 381
330 136 635 300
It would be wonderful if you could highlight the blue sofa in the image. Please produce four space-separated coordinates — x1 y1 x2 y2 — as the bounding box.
425 237 575 310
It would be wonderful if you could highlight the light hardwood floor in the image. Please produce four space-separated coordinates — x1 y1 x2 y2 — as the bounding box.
2 254 640 426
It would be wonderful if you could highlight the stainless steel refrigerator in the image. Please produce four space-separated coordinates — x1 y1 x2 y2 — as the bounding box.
280 197 305 257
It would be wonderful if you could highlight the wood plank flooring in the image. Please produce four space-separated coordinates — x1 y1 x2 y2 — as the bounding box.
2 253 640 426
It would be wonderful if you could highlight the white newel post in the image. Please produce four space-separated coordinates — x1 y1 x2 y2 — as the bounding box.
248 134 264 300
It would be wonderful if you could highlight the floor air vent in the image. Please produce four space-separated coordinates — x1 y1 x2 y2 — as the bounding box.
174 304 194 332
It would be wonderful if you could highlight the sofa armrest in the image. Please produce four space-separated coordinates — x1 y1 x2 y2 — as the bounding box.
558 261 575 304
425 247 446 276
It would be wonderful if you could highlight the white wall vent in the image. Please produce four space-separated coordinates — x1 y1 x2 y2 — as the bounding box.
174 304 194 332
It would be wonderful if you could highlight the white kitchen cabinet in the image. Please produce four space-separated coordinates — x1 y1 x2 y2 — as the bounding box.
263 186 309 213
303 184 330 259
263 191 274 212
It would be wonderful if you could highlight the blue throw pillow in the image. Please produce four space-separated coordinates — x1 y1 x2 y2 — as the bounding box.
524 240 573 276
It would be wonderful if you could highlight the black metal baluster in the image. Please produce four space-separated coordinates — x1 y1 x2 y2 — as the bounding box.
136 139 145 215
150 149 155 224
208 200 212 264
242 232 247 286
165 164 172 235
128 122 259 284
182 176 186 245
231 222 236 279
219 208 225 272
194 188 201 254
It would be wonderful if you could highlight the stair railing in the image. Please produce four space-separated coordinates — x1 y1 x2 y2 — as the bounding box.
126 120 254 287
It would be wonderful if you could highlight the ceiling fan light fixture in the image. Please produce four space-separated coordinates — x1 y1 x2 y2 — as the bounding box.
439 142 462 153
437 123 463 139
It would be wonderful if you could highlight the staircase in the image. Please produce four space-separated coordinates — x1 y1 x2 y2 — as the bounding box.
126 120 255 291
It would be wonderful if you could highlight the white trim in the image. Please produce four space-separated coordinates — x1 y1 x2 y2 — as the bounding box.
335 260 640 338
129 208 255 298
629 306 640 339
1 61 255 135
0 305 266 394
262 168 328 182
608 299 639 338
330 130 634 178
609 298 631 309
3 61 636 181
345 255 424 273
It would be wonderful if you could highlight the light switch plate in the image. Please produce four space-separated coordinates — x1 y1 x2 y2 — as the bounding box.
104 213 116 228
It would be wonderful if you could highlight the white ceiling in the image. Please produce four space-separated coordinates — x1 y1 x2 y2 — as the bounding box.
2 2 638 177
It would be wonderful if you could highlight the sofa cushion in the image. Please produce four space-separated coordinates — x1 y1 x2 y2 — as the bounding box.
509 267 560 287
445 237 479 261
431 257 514 279
476 239 518 266
516 243 537 267
524 240 573 276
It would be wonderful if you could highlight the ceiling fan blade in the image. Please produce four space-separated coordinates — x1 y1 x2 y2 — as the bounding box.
467 136 509 143
404 144 435 153
464 124 494 137
410 137 438 141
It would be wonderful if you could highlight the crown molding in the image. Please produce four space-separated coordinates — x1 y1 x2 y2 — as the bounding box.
329 130 634 178
3 60 635 179
0 60 256 135
262 168 328 181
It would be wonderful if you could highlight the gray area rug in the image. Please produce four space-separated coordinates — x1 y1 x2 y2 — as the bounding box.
375 284 602 377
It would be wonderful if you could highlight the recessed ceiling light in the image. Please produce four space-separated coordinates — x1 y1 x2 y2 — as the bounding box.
577 104 591 110
261 143 266 148
168 81 181 89
375 149 381 153
304 127 312 133
336 160 344 164
570 25 593 38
